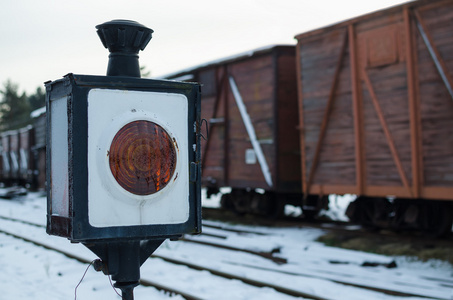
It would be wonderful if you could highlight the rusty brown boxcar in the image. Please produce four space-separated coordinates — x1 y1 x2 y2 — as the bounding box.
166 46 301 216
0 126 35 187
0 134 8 184
18 126 35 187
0 108 46 191
1 130 19 184
31 107 47 190
296 0 453 234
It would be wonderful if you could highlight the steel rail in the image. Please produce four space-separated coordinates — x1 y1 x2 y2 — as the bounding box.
1 214 450 300
0 216 324 300
0 227 203 300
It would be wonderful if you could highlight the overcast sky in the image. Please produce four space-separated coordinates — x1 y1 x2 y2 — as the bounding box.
1 0 409 95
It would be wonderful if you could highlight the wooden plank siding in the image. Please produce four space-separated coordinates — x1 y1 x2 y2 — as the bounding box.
296 0 453 201
166 46 301 193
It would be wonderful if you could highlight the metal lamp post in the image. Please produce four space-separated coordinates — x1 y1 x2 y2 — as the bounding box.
45 20 202 299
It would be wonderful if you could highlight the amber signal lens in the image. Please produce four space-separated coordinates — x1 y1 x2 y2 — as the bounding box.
109 120 177 195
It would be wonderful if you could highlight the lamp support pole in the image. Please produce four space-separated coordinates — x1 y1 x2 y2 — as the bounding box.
85 19 161 299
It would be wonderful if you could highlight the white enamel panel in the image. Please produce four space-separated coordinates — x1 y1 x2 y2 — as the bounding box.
87 89 189 227
50 96 69 217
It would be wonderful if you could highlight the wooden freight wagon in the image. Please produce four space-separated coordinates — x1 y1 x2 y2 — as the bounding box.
18 126 35 187
296 0 453 234
31 107 47 190
166 46 301 216
0 133 10 184
1 131 20 184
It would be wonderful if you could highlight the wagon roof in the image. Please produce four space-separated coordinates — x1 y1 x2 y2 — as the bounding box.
31 106 46 119
294 0 417 40
158 44 295 81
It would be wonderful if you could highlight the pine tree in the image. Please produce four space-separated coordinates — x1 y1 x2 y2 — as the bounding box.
0 80 32 131
27 87 45 112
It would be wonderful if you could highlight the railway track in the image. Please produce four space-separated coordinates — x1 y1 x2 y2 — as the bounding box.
203 206 453 241
0 196 452 299
0 217 202 299
0 215 323 300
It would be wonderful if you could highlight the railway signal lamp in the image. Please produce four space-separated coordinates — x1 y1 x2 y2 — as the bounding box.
46 77 201 237
45 20 201 298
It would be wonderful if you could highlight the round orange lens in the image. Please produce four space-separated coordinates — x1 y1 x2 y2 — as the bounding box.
109 120 177 195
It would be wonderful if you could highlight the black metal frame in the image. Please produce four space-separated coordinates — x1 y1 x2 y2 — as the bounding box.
46 73 201 242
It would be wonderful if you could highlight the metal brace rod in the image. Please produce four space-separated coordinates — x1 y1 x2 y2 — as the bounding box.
362 70 412 197
414 10 453 101
228 76 273 187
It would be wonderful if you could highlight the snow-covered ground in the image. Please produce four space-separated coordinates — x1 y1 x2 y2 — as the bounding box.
0 190 452 299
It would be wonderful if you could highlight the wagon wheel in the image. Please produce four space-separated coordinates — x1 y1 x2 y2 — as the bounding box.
220 193 233 210
390 199 410 232
303 208 319 221
221 189 251 216
346 197 390 229
419 201 453 238
356 197 379 229
264 193 285 219
302 195 326 221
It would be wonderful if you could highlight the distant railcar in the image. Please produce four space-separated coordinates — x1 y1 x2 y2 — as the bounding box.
1 126 35 187
0 133 9 185
30 107 46 190
18 126 35 187
166 46 303 216
295 0 453 235
1 130 19 185
0 108 45 190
